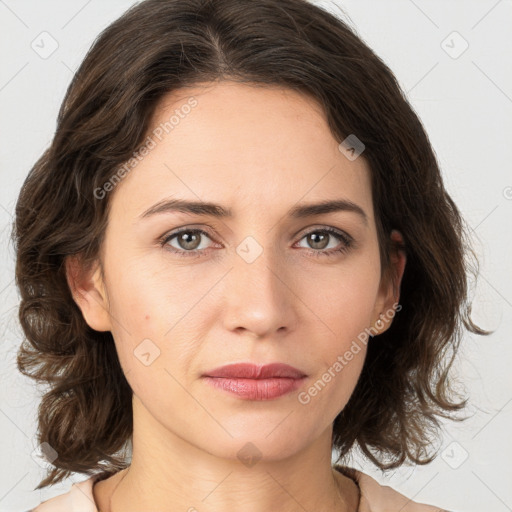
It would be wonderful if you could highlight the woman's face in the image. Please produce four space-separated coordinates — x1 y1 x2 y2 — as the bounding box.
70 81 403 462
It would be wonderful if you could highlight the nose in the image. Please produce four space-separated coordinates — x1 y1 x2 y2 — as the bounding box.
220 241 298 339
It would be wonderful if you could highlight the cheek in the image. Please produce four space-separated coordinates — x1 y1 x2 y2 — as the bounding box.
105 269 206 385
310 259 381 335
105 255 179 328
296 261 378 409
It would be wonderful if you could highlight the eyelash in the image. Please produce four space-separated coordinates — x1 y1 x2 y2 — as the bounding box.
158 226 354 259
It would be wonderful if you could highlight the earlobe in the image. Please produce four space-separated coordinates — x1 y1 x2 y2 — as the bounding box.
65 255 112 332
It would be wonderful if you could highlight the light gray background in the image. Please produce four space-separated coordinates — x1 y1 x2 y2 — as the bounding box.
1 1 511 511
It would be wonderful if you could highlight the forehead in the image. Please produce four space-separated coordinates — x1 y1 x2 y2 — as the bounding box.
108 81 374 224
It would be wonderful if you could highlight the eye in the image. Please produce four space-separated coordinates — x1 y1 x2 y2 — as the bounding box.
160 228 216 257
159 226 354 258
295 227 353 258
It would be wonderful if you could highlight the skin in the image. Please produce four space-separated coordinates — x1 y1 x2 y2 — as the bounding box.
66 80 406 512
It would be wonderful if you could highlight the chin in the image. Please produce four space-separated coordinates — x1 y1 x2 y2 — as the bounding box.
196 430 307 466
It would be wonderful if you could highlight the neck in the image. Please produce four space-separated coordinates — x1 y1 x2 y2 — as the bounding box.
95 397 359 512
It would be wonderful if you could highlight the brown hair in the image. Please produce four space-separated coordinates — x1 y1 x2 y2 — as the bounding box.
12 0 490 489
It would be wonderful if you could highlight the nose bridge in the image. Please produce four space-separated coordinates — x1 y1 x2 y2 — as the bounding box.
221 234 296 337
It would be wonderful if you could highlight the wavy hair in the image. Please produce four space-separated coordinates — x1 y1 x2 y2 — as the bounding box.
12 0 490 489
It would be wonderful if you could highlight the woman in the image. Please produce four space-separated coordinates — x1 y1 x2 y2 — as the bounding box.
14 0 488 510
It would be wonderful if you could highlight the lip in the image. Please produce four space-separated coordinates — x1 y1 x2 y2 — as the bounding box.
202 362 307 379
202 363 308 400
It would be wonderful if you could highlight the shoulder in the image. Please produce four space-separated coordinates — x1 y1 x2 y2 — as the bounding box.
334 464 452 512
30 474 101 512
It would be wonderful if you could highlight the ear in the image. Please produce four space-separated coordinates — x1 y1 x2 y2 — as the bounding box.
65 255 112 332
371 229 407 336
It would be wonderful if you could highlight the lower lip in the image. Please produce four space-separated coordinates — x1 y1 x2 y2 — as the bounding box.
202 376 306 400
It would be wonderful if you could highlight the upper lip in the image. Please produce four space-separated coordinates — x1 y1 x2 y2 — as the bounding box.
202 363 307 379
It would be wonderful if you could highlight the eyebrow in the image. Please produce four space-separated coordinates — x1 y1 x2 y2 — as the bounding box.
139 198 368 225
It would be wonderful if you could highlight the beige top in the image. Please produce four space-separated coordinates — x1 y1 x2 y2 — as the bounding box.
29 465 451 511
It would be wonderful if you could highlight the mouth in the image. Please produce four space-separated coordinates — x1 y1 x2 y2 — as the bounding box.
201 362 308 400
